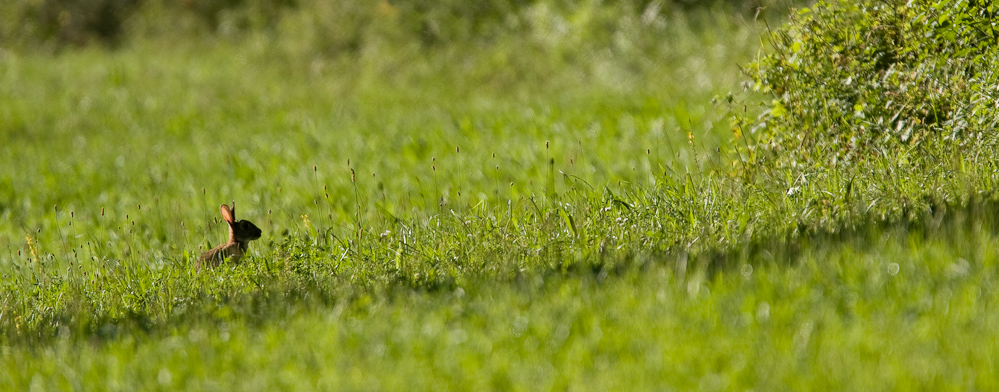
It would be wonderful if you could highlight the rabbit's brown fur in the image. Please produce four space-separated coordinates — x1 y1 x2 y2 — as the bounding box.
197 202 261 269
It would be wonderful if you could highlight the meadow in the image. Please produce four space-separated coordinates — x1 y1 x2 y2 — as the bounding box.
2 0 999 390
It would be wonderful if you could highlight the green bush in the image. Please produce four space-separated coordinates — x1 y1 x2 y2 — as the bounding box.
741 0 999 167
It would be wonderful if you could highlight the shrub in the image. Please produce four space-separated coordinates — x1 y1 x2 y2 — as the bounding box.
741 0 999 167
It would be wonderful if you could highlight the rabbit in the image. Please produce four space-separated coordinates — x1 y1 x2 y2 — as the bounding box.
197 201 262 269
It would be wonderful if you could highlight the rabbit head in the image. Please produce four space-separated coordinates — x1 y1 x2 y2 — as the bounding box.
221 202 262 243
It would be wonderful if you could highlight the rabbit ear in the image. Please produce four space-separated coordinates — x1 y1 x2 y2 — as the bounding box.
230 200 236 218
220 204 235 224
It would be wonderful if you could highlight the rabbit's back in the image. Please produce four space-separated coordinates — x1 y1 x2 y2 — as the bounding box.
197 242 246 269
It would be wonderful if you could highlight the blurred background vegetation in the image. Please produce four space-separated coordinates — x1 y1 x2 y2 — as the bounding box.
2 0 790 51
0 3 792 143
1 0 799 98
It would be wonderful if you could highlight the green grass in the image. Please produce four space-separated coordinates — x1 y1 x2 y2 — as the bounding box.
6 205 999 390
3 2 999 390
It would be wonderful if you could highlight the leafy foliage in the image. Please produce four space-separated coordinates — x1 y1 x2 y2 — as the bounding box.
742 0 999 167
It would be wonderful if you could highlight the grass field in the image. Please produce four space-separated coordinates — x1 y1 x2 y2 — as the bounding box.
3 1 999 390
